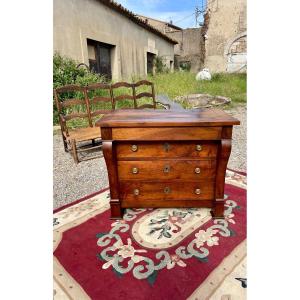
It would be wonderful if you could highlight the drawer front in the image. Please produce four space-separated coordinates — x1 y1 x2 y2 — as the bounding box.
112 127 222 141
117 142 218 159
119 181 214 201
118 160 216 180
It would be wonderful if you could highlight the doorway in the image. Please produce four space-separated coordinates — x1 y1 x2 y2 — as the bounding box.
147 52 155 75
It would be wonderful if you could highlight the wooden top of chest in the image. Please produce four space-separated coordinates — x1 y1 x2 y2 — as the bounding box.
96 109 240 128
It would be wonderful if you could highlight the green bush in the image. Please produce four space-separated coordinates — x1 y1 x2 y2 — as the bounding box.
53 53 104 124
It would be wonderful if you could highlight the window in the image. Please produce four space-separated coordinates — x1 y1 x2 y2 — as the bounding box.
87 39 114 80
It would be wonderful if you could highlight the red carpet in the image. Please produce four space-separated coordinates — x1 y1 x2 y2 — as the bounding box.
53 170 246 300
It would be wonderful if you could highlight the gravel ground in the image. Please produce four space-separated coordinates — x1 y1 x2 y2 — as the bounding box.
225 105 247 172
53 104 246 209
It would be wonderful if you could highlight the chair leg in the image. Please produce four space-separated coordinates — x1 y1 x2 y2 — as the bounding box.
63 138 68 152
92 139 96 146
61 132 68 152
71 139 79 164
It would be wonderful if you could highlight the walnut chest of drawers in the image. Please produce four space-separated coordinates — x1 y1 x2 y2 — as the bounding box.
96 109 240 219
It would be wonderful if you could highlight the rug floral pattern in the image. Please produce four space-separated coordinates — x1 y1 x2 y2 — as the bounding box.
96 197 240 284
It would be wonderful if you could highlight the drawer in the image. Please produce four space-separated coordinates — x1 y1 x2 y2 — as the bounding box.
118 160 216 180
112 127 222 140
119 180 214 202
116 141 218 159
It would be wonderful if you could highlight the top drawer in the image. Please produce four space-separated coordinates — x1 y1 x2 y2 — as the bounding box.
112 127 222 140
116 141 218 159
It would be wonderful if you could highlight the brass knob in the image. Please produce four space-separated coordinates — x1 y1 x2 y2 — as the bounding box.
133 189 139 195
195 188 201 195
132 167 139 174
164 186 171 194
196 144 202 151
163 142 170 152
195 167 201 174
131 144 138 152
163 165 170 173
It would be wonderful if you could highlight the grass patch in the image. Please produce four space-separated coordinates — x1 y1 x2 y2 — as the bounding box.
148 72 247 106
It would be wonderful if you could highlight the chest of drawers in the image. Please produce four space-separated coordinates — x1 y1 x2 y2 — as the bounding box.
96 109 240 219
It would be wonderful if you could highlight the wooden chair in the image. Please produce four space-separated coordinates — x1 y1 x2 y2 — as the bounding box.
111 82 137 109
54 84 102 164
133 80 170 110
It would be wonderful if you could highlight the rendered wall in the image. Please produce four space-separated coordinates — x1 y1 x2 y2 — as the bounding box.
53 0 175 80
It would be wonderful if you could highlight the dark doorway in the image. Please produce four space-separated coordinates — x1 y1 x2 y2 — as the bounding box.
87 39 114 80
147 52 155 75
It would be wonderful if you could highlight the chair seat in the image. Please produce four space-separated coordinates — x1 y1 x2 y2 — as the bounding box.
64 127 101 142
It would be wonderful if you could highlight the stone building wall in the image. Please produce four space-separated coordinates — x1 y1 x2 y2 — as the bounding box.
204 0 247 73
166 28 204 72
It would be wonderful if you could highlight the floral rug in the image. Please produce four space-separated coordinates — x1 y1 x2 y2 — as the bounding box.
53 170 247 300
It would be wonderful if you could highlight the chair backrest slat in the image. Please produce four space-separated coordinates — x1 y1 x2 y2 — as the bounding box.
64 112 90 121
60 98 85 108
114 94 135 101
90 109 114 117
134 80 153 87
111 82 133 89
91 96 113 103
56 84 84 93
135 92 153 100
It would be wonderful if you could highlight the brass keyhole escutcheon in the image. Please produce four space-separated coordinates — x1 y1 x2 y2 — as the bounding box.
131 144 138 152
132 167 139 174
195 167 201 174
163 142 170 152
196 144 202 151
164 186 171 194
133 189 139 196
195 188 201 195
163 165 170 173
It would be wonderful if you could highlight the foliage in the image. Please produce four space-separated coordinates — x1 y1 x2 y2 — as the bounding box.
154 56 169 74
179 61 191 71
53 53 104 124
